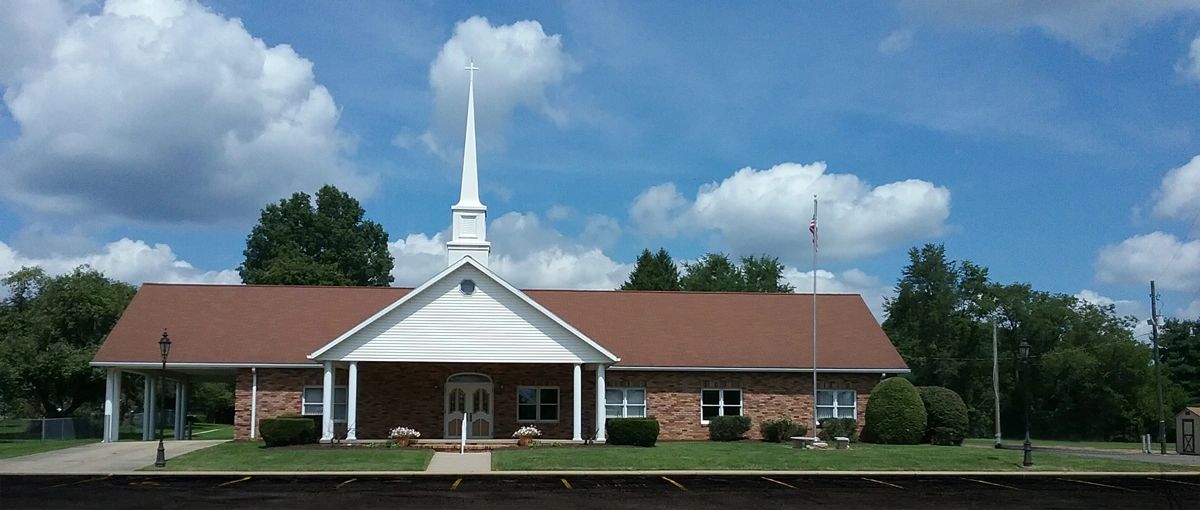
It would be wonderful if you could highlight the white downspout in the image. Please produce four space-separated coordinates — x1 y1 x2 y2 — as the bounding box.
250 367 258 440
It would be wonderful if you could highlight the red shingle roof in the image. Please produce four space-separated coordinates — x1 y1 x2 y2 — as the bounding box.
93 283 908 371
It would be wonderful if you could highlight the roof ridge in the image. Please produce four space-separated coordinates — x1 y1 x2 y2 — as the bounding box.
524 288 860 296
141 282 416 290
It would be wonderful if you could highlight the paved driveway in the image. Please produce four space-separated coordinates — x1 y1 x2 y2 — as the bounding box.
0 440 227 474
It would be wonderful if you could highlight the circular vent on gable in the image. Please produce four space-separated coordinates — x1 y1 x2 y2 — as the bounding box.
460 279 476 295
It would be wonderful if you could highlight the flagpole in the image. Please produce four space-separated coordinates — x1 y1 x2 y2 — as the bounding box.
811 195 818 439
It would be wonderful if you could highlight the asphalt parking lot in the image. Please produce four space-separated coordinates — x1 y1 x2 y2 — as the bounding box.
1 474 1197 509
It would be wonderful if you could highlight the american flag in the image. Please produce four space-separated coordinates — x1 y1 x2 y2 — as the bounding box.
809 214 818 247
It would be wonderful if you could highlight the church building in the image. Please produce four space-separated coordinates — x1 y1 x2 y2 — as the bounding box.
91 65 908 443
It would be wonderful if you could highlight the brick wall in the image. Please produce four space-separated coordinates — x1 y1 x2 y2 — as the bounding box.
233 365 881 441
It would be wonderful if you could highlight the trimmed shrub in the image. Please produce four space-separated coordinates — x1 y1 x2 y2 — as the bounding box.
930 426 964 446
760 418 807 443
606 417 660 447
861 378 927 444
817 417 859 442
916 386 969 442
708 415 752 441
259 417 317 447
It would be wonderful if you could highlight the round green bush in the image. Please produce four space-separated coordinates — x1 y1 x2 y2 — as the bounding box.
862 377 927 444
917 386 969 442
930 426 964 446
708 415 752 441
606 417 660 447
760 418 807 443
817 417 859 442
259 417 317 447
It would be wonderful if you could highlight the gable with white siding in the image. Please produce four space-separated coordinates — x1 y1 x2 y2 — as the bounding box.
311 261 616 363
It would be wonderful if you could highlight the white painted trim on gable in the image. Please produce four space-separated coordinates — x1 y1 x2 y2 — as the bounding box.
307 257 620 363
608 366 910 374
91 361 319 369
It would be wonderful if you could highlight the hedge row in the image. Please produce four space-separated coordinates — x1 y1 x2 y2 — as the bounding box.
606 417 660 447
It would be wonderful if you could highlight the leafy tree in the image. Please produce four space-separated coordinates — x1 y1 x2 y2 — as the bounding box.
1160 319 1200 404
239 185 394 286
677 253 793 292
0 266 136 417
620 248 681 291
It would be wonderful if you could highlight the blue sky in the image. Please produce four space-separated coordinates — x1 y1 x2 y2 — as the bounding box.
2 0 1200 328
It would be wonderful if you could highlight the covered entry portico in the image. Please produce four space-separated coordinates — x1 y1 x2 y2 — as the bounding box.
308 257 619 442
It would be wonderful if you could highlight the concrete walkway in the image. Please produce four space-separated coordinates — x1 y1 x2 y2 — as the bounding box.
1036 446 1200 467
424 451 491 474
0 440 227 474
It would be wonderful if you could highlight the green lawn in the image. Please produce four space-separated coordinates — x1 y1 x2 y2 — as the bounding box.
162 441 433 471
964 438 1174 451
0 439 98 460
492 441 1197 472
120 423 234 441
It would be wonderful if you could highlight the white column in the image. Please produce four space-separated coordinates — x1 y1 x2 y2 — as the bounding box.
174 381 186 440
142 376 154 440
250 368 258 440
321 361 334 442
572 363 582 441
595 364 607 442
110 369 122 442
103 369 116 442
346 362 358 441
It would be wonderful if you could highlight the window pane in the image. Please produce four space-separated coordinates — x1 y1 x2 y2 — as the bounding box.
606 389 624 403
627 405 646 417
518 388 537 404
334 404 347 421
837 407 855 419
626 389 645 405
606 405 623 417
518 404 537 421
540 388 559 404
837 390 855 405
816 390 834 405
702 405 719 421
334 388 347 404
302 404 321 415
723 390 741 406
816 406 834 419
702 390 720 405
303 388 323 404
723 405 741 416
540 404 557 421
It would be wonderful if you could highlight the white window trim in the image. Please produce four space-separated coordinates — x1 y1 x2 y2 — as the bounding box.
302 385 348 424
700 388 743 424
517 386 560 423
605 387 647 418
816 389 857 421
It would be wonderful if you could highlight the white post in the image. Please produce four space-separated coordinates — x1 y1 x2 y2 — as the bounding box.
174 381 184 439
103 368 116 443
321 361 334 442
460 413 467 454
595 364 607 442
572 363 583 441
111 369 122 442
142 376 154 440
250 368 258 440
347 362 358 441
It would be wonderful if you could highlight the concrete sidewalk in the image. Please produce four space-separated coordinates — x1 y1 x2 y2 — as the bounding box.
424 451 491 474
0 440 227 474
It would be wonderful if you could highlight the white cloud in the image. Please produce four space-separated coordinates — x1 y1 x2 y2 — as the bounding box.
545 205 572 221
1152 155 1200 221
1074 289 1152 339
389 211 631 290
0 0 72 83
0 0 374 224
1179 35 1200 82
0 238 239 285
784 267 891 321
1177 299 1200 319
580 214 622 248
878 29 915 55
630 162 951 263
1095 231 1200 291
904 0 1200 60
418 16 578 158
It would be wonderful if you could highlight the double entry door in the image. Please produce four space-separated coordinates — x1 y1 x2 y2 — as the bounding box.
444 379 494 439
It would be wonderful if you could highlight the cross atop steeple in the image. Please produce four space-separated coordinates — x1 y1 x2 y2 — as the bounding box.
447 59 490 267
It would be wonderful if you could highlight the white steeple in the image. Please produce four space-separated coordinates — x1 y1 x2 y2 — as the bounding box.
447 61 491 267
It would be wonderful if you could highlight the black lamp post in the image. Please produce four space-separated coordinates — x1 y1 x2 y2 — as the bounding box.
154 330 171 468
1018 340 1033 467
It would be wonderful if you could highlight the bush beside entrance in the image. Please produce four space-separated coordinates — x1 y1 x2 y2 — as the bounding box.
606 417 661 447
259 417 317 447
862 378 927 444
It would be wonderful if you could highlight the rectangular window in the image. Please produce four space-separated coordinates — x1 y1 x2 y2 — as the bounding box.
816 389 857 421
517 386 559 422
605 387 647 418
700 388 742 424
301 386 348 422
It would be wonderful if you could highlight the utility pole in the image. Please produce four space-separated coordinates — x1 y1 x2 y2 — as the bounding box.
993 320 1002 448
1150 281 1166 455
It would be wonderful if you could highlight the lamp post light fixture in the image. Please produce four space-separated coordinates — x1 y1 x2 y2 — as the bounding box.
1018 340 1033 467
154 330 171 468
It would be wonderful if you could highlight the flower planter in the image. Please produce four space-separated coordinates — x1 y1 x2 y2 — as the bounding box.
396 437 413 447
517 436 532 447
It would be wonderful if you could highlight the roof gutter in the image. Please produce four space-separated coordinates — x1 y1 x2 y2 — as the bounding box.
607 366 910 374
90 361 320 369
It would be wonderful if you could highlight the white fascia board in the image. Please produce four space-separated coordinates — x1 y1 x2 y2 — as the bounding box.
607 366 910 374
90 361 320 369
307 257 620 363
